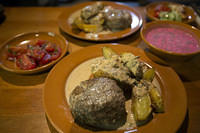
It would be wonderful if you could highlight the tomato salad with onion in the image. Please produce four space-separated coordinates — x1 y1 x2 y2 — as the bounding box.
154 4 186 22
7 40 61 70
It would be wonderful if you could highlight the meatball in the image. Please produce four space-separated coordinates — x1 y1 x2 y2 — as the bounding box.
103 8 132 31
69 77 127 130
80 2 104 23
88 13 104 25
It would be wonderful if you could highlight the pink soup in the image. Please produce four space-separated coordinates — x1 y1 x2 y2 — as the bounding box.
146 27 200 54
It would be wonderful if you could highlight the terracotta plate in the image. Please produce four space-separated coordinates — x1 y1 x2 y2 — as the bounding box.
58 1 143 41
146 1 196 24
0 32 68 74
44 44 187 133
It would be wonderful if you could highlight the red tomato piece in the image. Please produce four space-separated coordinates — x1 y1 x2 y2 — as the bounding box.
16 54 36 70
39 53 51 65
7 46 27 59
155 5 171 12
45 42 55 52
50 46 61 61
7 40 61 70
154 11 160 18
27 45 46 61
161 6 171 12
36 40 46 46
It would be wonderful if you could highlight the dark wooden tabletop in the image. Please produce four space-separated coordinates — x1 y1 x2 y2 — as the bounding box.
0 6 200 133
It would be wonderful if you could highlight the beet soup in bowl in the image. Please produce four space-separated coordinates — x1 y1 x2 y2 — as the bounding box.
140 21 200 61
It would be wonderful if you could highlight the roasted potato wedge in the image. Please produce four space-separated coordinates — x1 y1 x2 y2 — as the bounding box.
82 24 103 33
143 68 155 82
149 86 164 113
74 17 103 33
102 47 116 59
132 94 152 122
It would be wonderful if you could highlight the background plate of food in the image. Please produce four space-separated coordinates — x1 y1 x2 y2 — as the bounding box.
44 44 187 133
0 32 68 74
146 1 196 23
58 1 143 41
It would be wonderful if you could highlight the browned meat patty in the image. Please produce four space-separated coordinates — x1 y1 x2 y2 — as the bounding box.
103 8 132 31
69 77 127 130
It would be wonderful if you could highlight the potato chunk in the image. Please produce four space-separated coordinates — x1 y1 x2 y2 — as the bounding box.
143 68 155 82
132 94 152 122
149 86 164 113
102 47 116 59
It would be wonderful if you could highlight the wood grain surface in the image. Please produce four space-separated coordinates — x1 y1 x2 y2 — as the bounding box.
0 6 200 133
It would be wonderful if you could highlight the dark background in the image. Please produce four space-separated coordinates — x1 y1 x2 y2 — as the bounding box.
0 0 199 7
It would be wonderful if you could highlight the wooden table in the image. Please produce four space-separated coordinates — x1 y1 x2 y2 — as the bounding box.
0 6 200 133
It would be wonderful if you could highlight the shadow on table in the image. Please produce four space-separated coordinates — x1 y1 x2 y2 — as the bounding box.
0 4 6 24
0 13 6 24
0 68 49 86
46 114 59 133
177 110 189 133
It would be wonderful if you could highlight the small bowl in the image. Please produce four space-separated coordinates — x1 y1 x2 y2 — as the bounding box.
146 1 196 24
140 21 200 61
0 32 68 74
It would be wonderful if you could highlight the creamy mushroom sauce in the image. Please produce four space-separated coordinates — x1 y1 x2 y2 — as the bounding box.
65 57 161 130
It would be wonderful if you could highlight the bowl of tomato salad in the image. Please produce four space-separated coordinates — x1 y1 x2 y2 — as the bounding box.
146 1 196 24
0 32 68 74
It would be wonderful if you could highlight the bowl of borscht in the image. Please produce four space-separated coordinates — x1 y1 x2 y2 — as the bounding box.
140 21 200 61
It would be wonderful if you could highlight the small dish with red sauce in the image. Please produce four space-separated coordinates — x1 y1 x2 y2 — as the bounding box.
0 32 68 74
140 21 200 61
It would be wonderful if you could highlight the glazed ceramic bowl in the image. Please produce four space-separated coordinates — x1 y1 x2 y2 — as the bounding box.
0 32 68 74
140 21 200 61
146 1 196 24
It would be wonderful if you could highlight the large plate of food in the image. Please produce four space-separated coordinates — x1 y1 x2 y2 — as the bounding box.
58 1 143 41
146 1 196 23
44 44 187 133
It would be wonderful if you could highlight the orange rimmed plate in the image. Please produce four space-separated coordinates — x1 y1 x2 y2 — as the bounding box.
146 1 196 24
0 32 68 74
58 1 143 41
44 44 187 133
